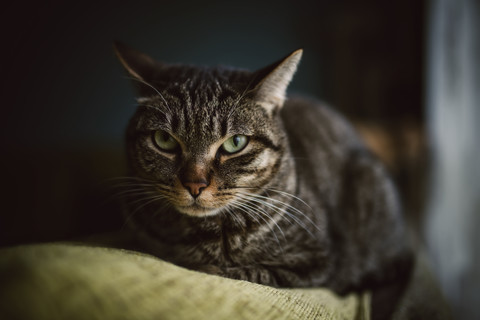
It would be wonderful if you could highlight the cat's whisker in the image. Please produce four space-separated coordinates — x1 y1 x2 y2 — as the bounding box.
106 176 174 197
107 180 156 191
226 74 258 121
103 189 154 206
261 188 314 211
105 175 175 228
107 181 157 187
234 199 268 225
100 185 159 206
233 195 288 241
122 194 168 229
236 191 302 217
108 180 156 188
237 189 320 232
100 176 154 191
150 201 173 219
222 206 247 232
236 192 318 238
109 183 171 194
236 193 290 224
126 76 173 114
237 186 313 212
230 199 284 252
102 175 157 184
136 103 172 116
250 195 315 233
261 191 321 231
223 206 244 230
125 193 165 207
230 200 261 224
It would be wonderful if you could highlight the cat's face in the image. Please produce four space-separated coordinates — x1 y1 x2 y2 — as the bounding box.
116 43 302 217
127 83 284 216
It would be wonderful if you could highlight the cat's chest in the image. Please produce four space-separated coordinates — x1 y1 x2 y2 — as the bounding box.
162 223 272 267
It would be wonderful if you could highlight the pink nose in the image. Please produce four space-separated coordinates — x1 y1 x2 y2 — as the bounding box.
183 181 208 198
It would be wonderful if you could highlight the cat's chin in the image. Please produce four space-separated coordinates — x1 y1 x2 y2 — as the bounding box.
176 204 222 217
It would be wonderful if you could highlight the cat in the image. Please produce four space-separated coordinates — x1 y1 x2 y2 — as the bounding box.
113 42 414 319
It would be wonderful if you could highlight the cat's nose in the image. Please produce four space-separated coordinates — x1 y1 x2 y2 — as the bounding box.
183 181 208 198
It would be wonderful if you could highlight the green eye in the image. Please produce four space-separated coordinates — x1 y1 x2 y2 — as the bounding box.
153 130 179 152
221 135 249 154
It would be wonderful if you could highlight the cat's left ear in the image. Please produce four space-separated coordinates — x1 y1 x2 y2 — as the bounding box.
252 49 303 111
113 41 158 83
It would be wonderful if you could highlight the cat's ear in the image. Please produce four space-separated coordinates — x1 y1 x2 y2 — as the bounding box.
113 41 159 84
251 49 303 111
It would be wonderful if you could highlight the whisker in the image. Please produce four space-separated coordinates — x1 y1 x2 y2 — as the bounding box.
136 103 172 116
237 194 289 223
102 176 157 184
105 176 174 197
233 196 288 243
122 194 167 229
109 183 171 194
223 206 243 229
236 192 319 238
109 184 155 192
126 76 173 114
226 75 258 121
237 186 313 211
263 188 313 211
231 200 284 252
103 189 154 205
150 201 172 219
236 188 320 232
237 197 286 240
126 193 165 207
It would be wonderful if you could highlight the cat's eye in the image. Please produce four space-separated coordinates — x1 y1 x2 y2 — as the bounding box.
153 130 179 152
221 135 249 154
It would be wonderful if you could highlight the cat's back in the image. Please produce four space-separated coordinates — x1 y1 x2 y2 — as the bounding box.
281 96 363 196
282 96 412 295
282 95 362 157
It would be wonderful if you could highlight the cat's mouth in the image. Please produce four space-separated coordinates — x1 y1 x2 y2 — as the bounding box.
176 203 222 217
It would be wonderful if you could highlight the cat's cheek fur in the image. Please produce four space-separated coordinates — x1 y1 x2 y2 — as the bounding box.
233 150 280 186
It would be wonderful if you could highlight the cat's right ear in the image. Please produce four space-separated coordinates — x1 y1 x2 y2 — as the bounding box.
250 49 303 113
113 41 158 83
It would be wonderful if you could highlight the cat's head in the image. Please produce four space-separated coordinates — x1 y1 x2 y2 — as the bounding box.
115 42 302 217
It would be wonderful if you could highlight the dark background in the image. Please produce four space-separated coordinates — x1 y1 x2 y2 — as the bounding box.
0 0 426 246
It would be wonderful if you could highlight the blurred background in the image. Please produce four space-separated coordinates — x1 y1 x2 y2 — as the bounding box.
0 0 478 318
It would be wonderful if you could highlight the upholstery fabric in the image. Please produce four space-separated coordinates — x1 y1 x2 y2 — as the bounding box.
0 243 369 320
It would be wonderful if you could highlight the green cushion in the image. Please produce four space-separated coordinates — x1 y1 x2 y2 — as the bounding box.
0 244 369 320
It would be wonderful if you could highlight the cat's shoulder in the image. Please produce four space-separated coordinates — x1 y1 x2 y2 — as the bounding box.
283 95 333 115
283 96 349 127
282 96 361 147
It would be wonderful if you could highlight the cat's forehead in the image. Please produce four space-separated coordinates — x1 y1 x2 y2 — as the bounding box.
136 76 262 151
143 66 246 111
144 93 256 137
155 65 250 91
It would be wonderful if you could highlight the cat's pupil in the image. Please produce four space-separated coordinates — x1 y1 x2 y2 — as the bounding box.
162 132 170 142
233 135 241 146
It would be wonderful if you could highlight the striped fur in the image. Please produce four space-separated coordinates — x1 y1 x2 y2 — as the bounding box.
114 43 413 318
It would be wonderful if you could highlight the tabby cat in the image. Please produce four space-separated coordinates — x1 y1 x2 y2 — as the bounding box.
114 42 413 319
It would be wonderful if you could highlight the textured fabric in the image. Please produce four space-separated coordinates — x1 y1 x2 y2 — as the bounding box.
0 244 369 320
